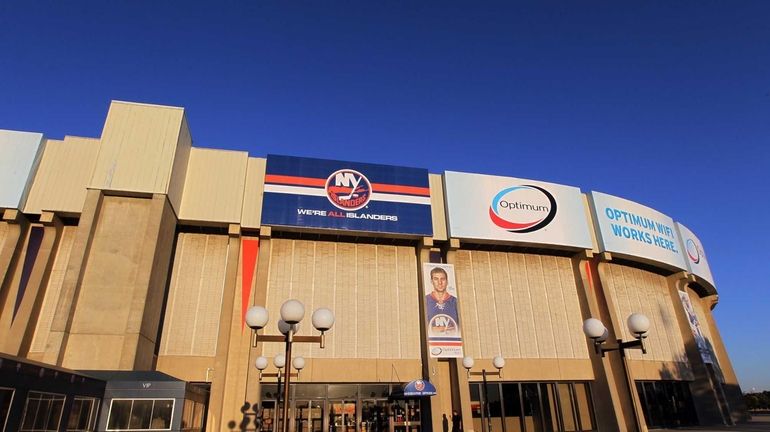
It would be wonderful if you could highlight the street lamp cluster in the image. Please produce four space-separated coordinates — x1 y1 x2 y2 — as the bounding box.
582 313 651 357
245 300 335 432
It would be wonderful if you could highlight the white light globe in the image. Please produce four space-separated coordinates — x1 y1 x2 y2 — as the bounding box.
277 320 300 335
273 354 286 369
627 313 650 337
292 356 306 371
280 299 305 324
462 356 475 370
597 327 609 343
255 356 269 371
245 306 269 330
582 318 606 339
312 308 335 331
492 355 506 370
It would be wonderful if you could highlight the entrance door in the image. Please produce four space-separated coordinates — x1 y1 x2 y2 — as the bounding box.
294 400 323 432
391 400 420 432
360 400 389 432
329 401 356 432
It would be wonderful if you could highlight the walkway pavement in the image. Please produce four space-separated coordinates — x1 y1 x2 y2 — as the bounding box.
658 415 770 431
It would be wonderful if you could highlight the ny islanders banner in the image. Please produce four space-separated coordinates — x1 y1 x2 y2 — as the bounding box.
422 263 463 358
262 155 433 236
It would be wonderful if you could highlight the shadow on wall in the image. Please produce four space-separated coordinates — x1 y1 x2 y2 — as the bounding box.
226 401 262 432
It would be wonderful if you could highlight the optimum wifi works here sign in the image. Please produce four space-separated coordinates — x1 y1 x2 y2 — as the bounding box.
261 155 433 236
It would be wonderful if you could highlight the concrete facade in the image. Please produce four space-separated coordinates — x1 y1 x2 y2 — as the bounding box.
0 101 747 432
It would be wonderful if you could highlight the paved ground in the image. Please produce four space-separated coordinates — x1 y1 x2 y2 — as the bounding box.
658 415 770 431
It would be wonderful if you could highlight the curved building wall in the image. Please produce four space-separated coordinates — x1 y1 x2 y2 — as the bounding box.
600 263 688 364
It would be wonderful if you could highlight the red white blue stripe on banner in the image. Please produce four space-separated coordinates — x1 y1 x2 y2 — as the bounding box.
261 155 433 236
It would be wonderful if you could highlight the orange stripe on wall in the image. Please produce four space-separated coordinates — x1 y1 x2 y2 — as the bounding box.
241 239 260 332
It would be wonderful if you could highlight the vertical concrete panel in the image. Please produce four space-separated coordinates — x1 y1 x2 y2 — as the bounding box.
356 244 378 358
310 242 336 359
558 257 589 359
542 256 573 358
166 115 192 214
334 243 357 357
509 253 538 358
429 174 447 241
470 251 501 358
376 246 398 358
489 251 520 359
29 226 77 355
396 246 420 359
240 158 266 230
454 250 481 358
290 240 316 358
526 255 557 358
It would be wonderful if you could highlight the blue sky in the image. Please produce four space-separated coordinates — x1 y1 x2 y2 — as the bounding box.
1 2 769 390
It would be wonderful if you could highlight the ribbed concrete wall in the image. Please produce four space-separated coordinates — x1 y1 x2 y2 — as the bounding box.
160 233 229 357
602 263 688 363
261 239 421 360
454 250 589 360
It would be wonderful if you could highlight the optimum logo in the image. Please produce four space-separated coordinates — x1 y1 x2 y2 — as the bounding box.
325 169 372 211
686 239 701 264
489 185 557 233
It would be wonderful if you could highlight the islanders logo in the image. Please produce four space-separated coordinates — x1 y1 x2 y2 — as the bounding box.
415 380 425 392
686 238 701 264
429 314 459 336
489 185 557 233
325 169 372 211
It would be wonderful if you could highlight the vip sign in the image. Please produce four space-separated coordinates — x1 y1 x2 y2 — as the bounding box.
444 171 592 249
676 223 715 287
261 155 433 236
589 191 687 270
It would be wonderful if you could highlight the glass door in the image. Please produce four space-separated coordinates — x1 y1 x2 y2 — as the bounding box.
329 401 356 432
361 400 389 432
391 400 420 432
294 400 323 432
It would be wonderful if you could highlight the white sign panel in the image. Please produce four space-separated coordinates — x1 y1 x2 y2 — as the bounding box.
676 223 715 287
589 191 686 270
0 130 45 209
444 171 592 249
422 263 463 358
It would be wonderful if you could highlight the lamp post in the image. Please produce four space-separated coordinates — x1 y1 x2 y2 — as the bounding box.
462 355 505 432
582 313 650 432
246 300 335 432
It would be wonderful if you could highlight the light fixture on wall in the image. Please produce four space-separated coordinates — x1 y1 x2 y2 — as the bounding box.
246 300 335 432
462 355 505 432
582 313 650 357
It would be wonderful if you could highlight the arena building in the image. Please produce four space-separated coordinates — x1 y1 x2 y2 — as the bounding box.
0 101 747 432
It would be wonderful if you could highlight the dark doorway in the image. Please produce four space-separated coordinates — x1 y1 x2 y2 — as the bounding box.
635 380 697 429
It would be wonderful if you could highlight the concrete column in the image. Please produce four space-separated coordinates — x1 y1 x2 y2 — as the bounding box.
0 209 30 335
445 239 474 432
666 274 725 426
43 189 103 365
208 224 246 432
0 212 63 356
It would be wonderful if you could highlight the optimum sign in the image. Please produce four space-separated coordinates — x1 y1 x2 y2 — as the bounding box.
489 185 557 233
444 171 592 249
